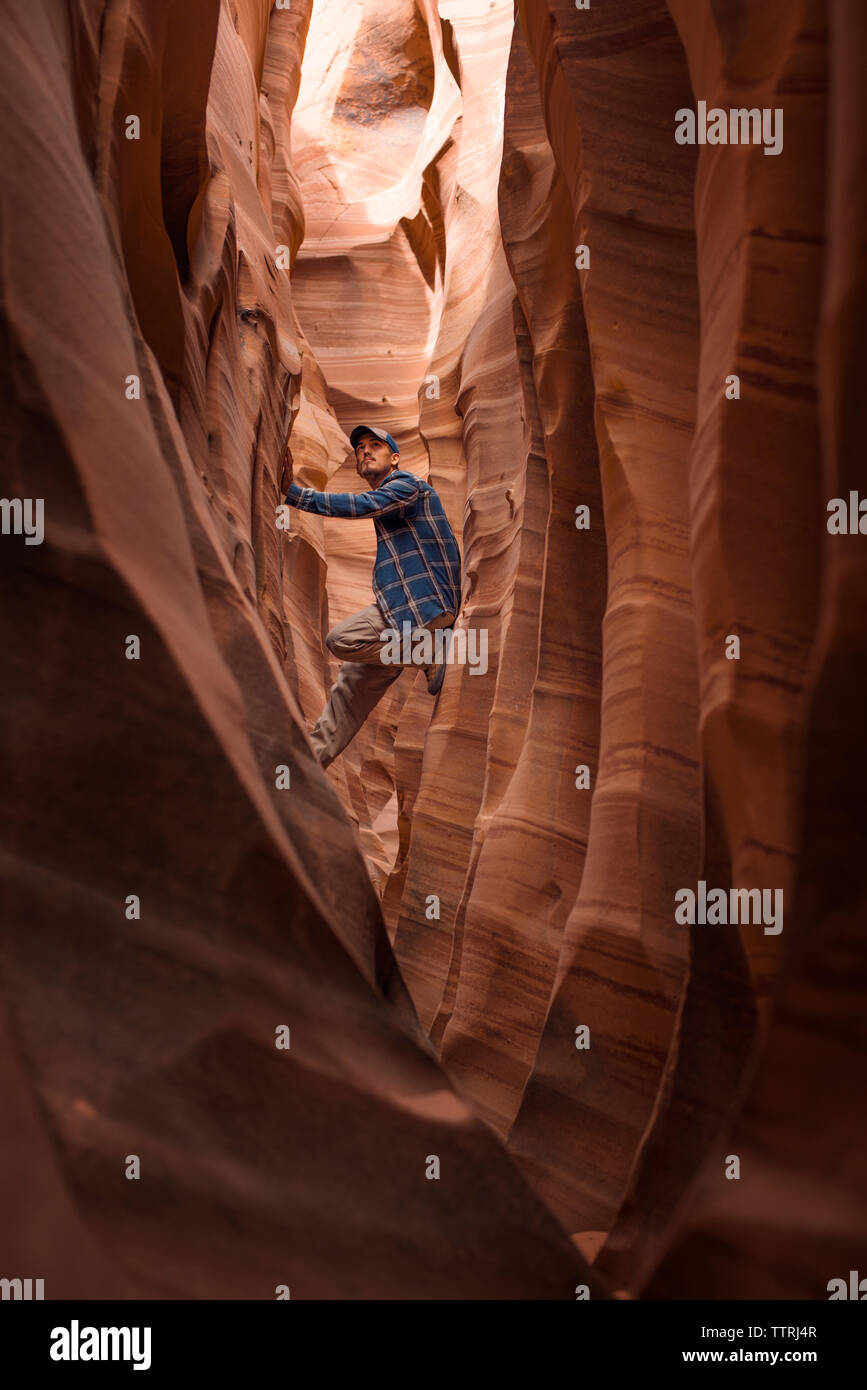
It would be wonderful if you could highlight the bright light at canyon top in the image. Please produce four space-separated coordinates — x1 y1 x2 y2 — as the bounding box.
291 0 515 423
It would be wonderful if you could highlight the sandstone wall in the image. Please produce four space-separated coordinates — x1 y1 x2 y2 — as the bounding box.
0 0 601 1298
1 0 863 1301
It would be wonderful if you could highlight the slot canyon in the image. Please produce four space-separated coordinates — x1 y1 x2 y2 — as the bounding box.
1 0 866 1301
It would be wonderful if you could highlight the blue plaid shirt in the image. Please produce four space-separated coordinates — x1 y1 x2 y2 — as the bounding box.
285 470 462 629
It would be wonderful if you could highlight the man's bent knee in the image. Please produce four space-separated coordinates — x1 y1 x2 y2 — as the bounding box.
324 620 361 659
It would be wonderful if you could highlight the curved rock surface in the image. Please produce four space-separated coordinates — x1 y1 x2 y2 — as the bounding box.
1 0 864 1301
0 0 599 1299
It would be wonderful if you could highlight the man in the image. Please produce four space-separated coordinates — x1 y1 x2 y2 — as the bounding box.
281 425 462 770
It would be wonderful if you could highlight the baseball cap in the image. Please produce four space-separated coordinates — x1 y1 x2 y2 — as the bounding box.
350 424 400 455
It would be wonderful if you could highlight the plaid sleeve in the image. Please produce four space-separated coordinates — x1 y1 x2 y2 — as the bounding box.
284 474 421 518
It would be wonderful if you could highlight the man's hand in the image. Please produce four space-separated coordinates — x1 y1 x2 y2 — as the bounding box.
280 439 294 495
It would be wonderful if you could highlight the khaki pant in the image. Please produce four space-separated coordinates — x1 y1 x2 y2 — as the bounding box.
310 603 454 769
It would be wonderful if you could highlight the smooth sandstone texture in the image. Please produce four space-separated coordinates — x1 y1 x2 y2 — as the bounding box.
643 0 867 1299
290 0 864 1298
501 0 704 1242
1 0 863 1302
430 20 607 1136
0 0 602 1299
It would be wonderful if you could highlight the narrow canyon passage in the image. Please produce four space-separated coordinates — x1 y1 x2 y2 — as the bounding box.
1 0 865 1303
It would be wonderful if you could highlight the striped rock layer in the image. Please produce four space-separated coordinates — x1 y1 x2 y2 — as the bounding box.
0 0 863 1300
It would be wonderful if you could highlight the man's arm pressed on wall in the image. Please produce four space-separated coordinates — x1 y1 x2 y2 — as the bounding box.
285 473 421 519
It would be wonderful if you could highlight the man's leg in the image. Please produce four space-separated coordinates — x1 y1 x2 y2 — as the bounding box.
310 605 401 768
309 604 457 769
323 603 394 666
418 611 454 693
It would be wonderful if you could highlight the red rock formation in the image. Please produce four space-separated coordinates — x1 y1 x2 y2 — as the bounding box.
642 0 867 1299
429 21 607 1139
0 0 601 1298
489 0 704 1251
2 0 864 1303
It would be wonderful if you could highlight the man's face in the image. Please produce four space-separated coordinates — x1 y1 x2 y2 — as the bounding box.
355 433 398 486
